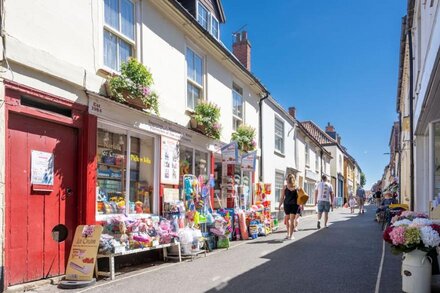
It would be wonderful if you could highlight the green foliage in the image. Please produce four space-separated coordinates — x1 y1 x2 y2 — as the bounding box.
108 58 159 115
231 124 256 152
193 101 222 140
360 172 366 187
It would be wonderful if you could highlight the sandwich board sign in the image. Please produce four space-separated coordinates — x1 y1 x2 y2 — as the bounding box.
60 225 103 288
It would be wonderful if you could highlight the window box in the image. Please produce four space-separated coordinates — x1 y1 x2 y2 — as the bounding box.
106 58 159 114
189 101 221 140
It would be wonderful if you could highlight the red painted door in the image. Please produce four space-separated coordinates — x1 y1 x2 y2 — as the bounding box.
7 113 78 286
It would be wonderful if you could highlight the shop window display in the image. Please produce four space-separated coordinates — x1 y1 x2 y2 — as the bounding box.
97 129 127 215
129 136 154 214
97 128 155 216
195 149 208 178
180 145 193 176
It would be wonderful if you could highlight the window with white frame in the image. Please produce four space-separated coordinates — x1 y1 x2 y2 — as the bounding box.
274 117 284 153
186 48 203 110
232 83 243 130
304 181 315 205
305 145 310 166
211 17 219 39
275 171 284 203
104 0 135 71
196 1 220 39
197 2 209 30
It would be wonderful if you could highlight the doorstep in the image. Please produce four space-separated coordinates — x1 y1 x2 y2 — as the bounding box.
5 275 65 292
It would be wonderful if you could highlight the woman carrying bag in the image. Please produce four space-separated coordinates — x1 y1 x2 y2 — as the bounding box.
278 174 300 240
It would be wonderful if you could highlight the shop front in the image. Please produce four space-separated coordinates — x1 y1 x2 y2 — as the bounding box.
88 93 218 221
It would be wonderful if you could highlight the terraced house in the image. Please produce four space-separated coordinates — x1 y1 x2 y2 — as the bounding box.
0 0 272 288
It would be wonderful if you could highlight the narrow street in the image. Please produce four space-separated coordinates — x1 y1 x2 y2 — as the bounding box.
32 205 402 293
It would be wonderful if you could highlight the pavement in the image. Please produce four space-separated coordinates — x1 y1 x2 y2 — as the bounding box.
16 205 411 293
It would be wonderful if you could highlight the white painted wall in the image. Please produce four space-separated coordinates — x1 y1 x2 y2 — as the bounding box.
261 100 296 210
412 1 440 211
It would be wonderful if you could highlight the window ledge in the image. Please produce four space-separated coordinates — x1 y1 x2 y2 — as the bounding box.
97 67 120 79
185 109 195 116
274 150 285 158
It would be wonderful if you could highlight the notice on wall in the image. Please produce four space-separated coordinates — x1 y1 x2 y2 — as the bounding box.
65 225 103 281
31 150 54 185
161 137 180 185
163 188 180 202
221 142 238 164
241 151 257 172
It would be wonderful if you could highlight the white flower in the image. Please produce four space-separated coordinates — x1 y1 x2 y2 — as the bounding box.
420 226 440 247
393 219 412 227
410 218 433 227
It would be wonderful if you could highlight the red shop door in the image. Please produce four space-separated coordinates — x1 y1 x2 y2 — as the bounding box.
7 113 78 286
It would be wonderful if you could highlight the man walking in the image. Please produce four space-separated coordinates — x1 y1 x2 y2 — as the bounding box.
356 186 366 214
314 175 334 229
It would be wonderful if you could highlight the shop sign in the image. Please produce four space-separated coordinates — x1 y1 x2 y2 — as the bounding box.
65 225 103 281
241 151 257 172
221 142 238 164
31 150 54 185
161 137 180 185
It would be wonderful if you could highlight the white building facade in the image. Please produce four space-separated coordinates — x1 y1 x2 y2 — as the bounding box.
0 0 269 288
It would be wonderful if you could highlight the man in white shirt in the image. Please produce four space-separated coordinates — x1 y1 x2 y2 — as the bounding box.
314 175 334 229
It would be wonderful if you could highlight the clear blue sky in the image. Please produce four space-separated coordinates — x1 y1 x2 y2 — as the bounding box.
220 0 406 189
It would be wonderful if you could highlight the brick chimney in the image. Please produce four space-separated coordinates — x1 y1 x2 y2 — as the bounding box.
233 31 251 71
325 122 337 140
288 107 296 119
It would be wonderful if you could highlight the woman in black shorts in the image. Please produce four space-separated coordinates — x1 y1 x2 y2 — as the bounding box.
278 174 299 240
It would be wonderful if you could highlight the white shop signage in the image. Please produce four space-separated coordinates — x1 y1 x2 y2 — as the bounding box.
89 95 203 146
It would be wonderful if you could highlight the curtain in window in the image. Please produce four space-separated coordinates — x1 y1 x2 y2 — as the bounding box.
119 39 132 68
104 30 117 70
104 0 119 30
121 0 134 39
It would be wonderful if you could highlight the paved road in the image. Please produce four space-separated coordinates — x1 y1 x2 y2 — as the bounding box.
31 205 402 293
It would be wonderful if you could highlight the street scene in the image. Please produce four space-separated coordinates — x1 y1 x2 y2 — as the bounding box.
1 0 440 292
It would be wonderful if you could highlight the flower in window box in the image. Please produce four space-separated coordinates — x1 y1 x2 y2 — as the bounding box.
190 101 222 140
231 124 256 153
107 58 159 115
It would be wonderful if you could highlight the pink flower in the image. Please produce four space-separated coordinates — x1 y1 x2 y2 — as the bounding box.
389 226 406 245
142 86 151 96
251 140 257 147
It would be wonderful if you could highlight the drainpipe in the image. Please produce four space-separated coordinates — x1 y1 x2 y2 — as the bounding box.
320 150 323 177
258 92 269 182
398 113 402 204
408 25 415 211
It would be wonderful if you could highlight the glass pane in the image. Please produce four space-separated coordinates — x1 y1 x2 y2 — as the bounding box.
233 90 242 118
104 30 118 71
121 0 134 39
186 48 194 81
197 3 209 30
180 145 193 175
193 86 201 107
97 128 127 215
129 136 154 214
211 17 219 38
194 53 203 85
104 0 119 30
195 150 208 178
275 172 284 202
434 123 440 199
119 38 132 70
187 82 194 109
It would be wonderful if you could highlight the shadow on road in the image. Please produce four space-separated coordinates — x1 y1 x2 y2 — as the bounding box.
206 206 401 293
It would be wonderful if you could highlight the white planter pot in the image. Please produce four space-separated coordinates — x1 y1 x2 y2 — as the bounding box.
402 249 432 293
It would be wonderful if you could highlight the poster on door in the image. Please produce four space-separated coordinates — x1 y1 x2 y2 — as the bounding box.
65 225 103 281
31 150 54 185
161 137 180 185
